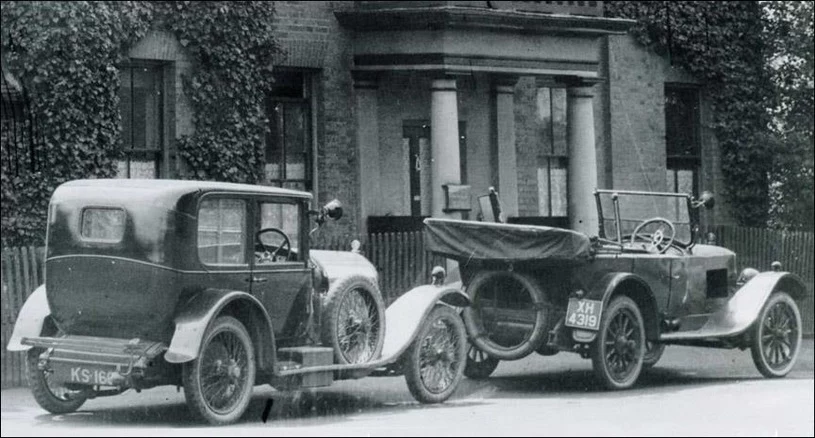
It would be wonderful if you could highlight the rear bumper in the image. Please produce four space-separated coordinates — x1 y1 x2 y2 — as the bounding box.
23 335 170 388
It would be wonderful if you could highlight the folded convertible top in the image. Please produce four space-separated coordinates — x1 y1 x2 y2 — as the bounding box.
424 218 593 264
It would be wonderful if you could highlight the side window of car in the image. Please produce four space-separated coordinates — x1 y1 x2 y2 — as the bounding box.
197 198 247 265
256 201 300 264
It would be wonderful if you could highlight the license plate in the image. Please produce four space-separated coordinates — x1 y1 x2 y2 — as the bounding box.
51 363 118 386
565 298 603 331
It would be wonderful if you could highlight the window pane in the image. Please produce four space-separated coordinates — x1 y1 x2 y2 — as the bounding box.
537 157 568 217
265 102 283 181
259 203 300 255
198 199 246 265
81 208 125 242
284 104 306 180
665 86 700 158
117 159 157 179
551 88 568 157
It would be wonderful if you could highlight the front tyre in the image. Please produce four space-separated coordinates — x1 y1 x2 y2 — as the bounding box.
751 292 802 378
591 296 645 390
404 305 467 404
27 348 87 414
183 316 256 425
463 343 500 379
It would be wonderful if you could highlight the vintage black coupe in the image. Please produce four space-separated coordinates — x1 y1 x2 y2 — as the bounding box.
8 179 469 424
426 189 806 389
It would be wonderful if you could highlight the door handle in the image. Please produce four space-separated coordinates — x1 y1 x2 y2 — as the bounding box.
245 276 268 283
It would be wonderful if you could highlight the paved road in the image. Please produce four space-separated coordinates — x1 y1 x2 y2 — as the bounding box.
2 341 813 436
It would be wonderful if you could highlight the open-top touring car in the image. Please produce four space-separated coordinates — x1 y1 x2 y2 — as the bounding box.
8 179 469 424
426 189 806 389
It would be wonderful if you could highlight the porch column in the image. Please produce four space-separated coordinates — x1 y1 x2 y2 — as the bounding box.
567 86 599 235
430 78 461 219
354 76 380 234
494 79 519 218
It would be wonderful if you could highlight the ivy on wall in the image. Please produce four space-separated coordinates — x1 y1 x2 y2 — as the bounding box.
1 1 279 246
605 1 775 227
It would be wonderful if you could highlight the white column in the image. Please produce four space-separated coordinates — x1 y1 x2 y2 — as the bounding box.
430 78 461 219
495 81 519 218
354 78 380 234
567 86 599 235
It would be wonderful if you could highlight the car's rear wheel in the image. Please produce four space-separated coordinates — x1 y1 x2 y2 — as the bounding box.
403 305 467 404
750 292 801 378
27 348 88 414
591 296 645 390
320 275 385 365
183 316 255 425
642 341 665 368
463 343 500 379
462 270 548 361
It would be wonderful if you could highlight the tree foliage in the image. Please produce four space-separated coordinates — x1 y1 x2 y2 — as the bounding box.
1 1 279 246
606 1 776 227
763 1 814 231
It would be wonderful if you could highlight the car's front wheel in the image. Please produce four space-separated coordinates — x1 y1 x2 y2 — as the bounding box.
590 296 645 390
750 292 802 378
27 348 88 414
403 305 467 404
183 316 256 425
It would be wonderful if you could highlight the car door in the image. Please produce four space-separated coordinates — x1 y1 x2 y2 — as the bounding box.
250 197 312 339
196 195 253 294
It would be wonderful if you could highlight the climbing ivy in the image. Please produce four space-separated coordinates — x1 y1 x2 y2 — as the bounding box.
606 1 775 227
1 1 279 246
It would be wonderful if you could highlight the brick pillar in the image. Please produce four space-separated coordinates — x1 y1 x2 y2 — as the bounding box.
430 78 461 219
567 86 599 235
354 77 380 234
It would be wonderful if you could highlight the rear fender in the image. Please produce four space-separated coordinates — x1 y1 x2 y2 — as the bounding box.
585 273 659 341
6 285 49 351
165 289 276 374
379 284 470 361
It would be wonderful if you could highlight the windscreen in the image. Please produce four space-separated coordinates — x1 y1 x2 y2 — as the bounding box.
596 191 693 245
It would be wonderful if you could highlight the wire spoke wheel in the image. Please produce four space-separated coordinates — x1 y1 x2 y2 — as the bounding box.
183 316 255 425
336 288 380 364
404 306 467 403
752 292 802 378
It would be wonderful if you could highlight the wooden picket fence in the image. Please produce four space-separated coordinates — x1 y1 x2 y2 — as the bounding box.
2 227 813 388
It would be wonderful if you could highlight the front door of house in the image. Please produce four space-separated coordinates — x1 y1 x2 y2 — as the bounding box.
402 121 467 217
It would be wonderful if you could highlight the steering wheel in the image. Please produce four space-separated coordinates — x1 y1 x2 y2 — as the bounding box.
255 227 291 263
630 217 676 253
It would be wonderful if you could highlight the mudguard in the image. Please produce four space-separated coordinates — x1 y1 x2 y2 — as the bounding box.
6 285 50 351
583 272 659 340
661 271 807 340
379 282 470 361
165 289 276 373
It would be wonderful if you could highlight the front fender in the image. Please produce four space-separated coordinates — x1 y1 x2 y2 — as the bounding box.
379 283 470 362
662 271 807 340
7 285 50 352
165 289 275 372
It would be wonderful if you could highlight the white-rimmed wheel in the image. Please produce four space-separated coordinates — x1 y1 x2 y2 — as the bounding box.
321 275 385 365
751 292 802 378
183 316 255 425
591 296 645 390
404 305 467 404
27 348 88 414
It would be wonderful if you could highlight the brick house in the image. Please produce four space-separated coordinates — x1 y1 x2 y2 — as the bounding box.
117 1 731 238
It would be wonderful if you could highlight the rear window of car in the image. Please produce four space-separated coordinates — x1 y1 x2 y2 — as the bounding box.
80 208 126 242
198 198 247 265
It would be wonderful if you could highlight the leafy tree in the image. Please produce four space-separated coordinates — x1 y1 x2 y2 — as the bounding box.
763 1 814 231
